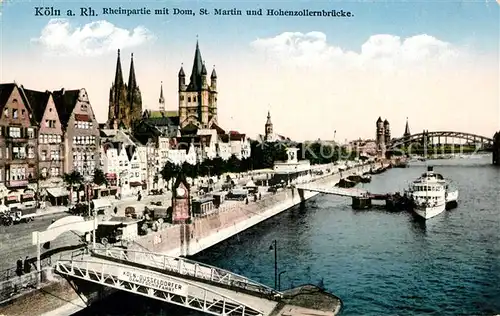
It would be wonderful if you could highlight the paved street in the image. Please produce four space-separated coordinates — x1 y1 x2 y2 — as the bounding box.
0 192 173 275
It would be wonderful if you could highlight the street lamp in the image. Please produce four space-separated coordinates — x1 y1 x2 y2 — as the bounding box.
278 270 287 291
269 239 277 290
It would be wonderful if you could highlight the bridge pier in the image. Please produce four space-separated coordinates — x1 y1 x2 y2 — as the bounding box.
352 197 372 210
297 188 305 202
493 132 500 165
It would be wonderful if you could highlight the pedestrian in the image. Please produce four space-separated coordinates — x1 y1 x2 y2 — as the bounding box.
23 256 31 274
16 258 23 276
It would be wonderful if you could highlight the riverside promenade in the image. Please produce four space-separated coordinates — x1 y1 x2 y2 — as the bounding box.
0 161 387 316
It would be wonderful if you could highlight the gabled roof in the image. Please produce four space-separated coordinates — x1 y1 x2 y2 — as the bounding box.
210 122 225 135
173 171 190 190
0 83 16 109
181 123 198 135
125 145 136 161
52 89 80 127
22 89 51 124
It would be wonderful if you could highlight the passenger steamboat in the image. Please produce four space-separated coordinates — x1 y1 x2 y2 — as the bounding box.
406 166 458 220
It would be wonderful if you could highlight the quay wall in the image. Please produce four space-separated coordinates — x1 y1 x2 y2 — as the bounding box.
0 163 382 315
131 164 373 257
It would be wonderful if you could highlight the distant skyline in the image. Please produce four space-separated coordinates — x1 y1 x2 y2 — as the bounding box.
0 0 498 141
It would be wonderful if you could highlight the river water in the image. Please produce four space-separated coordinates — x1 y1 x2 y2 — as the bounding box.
74 155 500 316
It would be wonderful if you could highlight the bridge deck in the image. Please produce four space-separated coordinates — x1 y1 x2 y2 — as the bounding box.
91 248 279 298
56 258 279 316
296 185 368 198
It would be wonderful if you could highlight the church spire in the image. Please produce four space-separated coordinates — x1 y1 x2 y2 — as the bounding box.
189 40 204 90
159 81 165 111
114 49 124 86
266 110 272 124
404 117 411 135
128 53 137 90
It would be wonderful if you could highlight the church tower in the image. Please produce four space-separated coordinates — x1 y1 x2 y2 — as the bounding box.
159 81 165 111
127 53 142 127
376 117 386 156
383 119 391 145
108 49 128 129
264 111 274 141
178 40 218 129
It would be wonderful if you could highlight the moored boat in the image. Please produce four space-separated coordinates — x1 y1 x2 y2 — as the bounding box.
406 166 458 220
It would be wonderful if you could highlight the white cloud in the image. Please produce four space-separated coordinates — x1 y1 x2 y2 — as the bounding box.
31 19 155 56
251 32 461 69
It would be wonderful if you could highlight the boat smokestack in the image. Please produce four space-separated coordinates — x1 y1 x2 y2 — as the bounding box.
427 166 434 172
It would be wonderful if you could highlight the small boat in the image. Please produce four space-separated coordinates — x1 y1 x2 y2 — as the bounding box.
406 166 459 220
359 174 371 183
336 178 356 188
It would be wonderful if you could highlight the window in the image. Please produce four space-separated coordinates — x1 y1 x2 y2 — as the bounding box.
21 109 25 118
193 96 197 102
188 97 191 102
3 108 8 117
81 104 87 111
9 127 21 138
41 150 47 161
28 147 35 159
27 128 34 138
12 146 26 159
41 167 48 178
12 109 18 119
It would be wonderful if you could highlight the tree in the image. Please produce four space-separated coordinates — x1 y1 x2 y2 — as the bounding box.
63 171 83 204
93 168 108 186
161 161 181 190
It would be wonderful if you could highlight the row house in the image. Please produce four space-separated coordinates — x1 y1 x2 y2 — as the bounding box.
23 89 66 206
52 88 100 203
0 84 38 208
100 130 147 197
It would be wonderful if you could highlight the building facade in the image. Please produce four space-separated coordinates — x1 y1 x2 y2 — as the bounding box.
108 50 143 129
0 83 38 207
23 89 66 205
178 41 218 129
53 88 100 182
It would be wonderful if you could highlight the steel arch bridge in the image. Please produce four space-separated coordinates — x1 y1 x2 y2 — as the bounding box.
389 131 493 150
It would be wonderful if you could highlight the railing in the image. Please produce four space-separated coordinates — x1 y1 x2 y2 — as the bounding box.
92 248 281 298
56 259 265 316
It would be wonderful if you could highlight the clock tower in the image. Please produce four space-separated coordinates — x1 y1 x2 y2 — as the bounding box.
172 173 191 224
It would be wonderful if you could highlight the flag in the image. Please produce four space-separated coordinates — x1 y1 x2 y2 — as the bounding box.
269 243 274 251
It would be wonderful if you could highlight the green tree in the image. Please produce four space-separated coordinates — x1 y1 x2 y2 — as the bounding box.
63 171 83 204
93 168 108 186
161 161 181 190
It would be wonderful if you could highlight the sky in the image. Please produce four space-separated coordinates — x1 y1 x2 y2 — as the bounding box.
0 0 499 142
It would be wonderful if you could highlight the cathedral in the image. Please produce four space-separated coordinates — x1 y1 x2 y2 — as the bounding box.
107 49 143 129
178 41 218 129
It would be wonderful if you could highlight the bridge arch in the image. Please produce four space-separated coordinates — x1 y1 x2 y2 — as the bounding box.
389 131 493 150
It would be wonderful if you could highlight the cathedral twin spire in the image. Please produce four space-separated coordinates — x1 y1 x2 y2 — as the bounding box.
108 49 143 129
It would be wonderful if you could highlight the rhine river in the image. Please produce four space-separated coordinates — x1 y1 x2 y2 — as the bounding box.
74 155 500 316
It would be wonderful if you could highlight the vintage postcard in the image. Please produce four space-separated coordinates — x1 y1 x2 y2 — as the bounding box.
0 0 498 315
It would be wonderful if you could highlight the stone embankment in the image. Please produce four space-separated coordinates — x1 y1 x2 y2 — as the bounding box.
0 161 388 316
129 163 375 257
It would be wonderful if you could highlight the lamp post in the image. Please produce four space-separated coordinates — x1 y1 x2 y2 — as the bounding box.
269 239 277 290
278 270 287 291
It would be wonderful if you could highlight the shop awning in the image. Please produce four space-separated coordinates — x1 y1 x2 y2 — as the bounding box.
91 199 112 209
46 187 69 197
